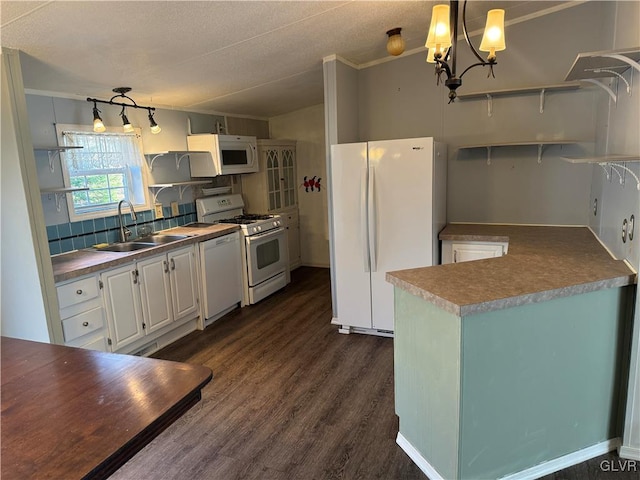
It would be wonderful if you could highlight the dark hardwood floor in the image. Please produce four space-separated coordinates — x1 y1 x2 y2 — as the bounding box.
111 267 637 480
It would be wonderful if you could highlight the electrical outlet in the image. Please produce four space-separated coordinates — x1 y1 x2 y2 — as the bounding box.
154 203 164 219
171 201 179 217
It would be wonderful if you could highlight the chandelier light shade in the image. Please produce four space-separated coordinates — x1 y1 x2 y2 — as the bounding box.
86 87 161 134
386 28 406 56
426 1 507 103
425 4 451 52
479 9 506 59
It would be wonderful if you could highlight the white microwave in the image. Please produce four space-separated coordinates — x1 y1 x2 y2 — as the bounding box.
187 134 258 176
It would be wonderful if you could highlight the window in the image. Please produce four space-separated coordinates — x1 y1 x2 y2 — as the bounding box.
56 124 150 221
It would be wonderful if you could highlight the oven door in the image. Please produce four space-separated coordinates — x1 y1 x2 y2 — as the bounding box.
245 227 287 287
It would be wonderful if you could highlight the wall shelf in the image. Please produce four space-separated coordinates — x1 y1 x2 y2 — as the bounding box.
148 181 211 202
565 47 640 103
457 83 582 116
145 151 209 171
561 154 640 190
457 141 580 165
34 146 83 173
40 187 89 212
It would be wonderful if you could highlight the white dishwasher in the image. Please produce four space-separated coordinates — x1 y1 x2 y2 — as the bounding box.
200 232 243 326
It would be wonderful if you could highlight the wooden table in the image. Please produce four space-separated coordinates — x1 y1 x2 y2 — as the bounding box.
1 336 212 479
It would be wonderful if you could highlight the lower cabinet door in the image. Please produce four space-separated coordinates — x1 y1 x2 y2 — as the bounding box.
101 263 144 351
138 254 173 333
169 247 198 321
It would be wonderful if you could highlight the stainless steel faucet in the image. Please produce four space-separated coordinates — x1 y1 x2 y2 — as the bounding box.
117 200 137 242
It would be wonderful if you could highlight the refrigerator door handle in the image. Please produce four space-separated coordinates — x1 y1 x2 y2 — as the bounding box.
361 167 370 272
368 166 377 272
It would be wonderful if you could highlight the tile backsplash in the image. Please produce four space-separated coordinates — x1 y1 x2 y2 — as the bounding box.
47 202 197 255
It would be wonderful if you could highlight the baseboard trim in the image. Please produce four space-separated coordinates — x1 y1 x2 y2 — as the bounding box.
500 438 622 479
619 445 640 460
396 433 445 480
397 433 621 480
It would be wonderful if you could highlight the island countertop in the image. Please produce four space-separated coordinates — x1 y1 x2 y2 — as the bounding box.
52 223 239 283
386 224 636 316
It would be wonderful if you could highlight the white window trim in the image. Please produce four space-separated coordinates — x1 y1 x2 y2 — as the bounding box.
55 124 151 222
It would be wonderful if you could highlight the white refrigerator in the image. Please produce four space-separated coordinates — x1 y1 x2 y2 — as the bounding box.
329 137 447 334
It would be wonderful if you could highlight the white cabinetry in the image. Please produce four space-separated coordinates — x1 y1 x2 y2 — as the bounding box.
241 140 300 269
241 140 297 213
442 240 508 264
102 246 198 352
101 263 145 351
137 255 173 333
280 207 301 270
167 247 199 320
56 274 107 351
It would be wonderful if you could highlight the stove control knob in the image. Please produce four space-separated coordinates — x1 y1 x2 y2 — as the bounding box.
256 226 262 232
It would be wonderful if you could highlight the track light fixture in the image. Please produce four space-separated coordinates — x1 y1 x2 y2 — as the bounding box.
426 1 506 103
86 87 161 134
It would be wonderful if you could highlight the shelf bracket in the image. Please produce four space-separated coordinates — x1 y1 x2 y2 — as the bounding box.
486 94 493 117
539 88 546 114
582 78 618 103
148 154 165 171
609 162 640 190
47 150 61 173
592 68 632 96
598 163 611 180
150 186 170 203
600 53 640 75
176 153 190 170
43 192 66 212
607 163 624 186
486 146 492 166
537 144 544 164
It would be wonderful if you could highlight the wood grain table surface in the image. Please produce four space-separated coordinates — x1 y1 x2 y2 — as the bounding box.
1 336 212 479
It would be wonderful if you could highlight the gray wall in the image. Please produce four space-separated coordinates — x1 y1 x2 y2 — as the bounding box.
355 1 612 226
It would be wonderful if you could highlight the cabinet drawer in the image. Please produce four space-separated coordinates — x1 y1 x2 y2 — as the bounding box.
62 307 104 342
57 276 99 310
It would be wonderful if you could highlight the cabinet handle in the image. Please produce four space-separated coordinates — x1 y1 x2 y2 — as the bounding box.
453 250 457 263
164 260 169 273
170 258 176 271
76 289 83 295
82 321 89 327
132 270 138 284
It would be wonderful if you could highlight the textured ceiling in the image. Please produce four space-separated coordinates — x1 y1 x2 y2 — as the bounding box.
1 1 574 118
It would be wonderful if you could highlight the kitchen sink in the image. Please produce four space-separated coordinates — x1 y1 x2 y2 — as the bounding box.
93 233 189 253
135 234 189 244
95 242 156 252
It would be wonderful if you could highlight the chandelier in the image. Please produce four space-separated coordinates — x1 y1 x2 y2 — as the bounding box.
426 1 506 102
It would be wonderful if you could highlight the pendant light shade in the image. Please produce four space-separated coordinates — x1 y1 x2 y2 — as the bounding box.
386 28 406 56
425 4 451 52
479 9 506 60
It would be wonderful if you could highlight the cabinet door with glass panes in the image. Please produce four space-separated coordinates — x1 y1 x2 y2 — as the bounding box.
241 140 297 213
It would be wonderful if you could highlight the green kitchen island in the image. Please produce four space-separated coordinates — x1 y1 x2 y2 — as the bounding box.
386 224 637 480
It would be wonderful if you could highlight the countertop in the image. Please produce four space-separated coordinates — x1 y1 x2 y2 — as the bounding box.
386 224 637 316
1 336 212 480
52 224 239 283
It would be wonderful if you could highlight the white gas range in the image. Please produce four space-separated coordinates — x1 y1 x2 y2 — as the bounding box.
196 194 289 305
